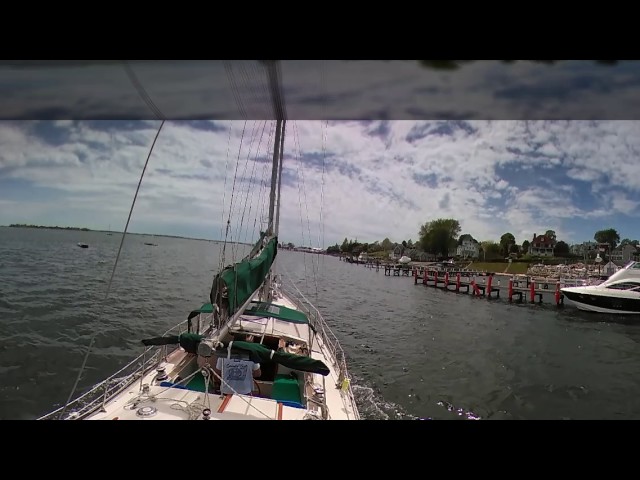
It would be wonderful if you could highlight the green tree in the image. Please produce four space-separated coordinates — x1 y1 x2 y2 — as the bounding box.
554 240 570 256
340 238 349 252
381 237 393 251
545 230 556 240
594 228 620 251
419 218 461 259
326 244 340 254
500 232 516 257
480 241 502 260
368 241 382 252
522 239 530 254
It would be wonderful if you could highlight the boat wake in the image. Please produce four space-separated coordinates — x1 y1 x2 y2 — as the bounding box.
352 382 482 420
436 400 481 420
351 384 416 420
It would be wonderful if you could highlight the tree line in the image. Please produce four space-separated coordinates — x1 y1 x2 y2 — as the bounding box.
325 221 638 260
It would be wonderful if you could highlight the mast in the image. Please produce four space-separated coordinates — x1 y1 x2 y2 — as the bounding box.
266 60 286 237
262 61 286 301
267 119 283 236
274 120 286 236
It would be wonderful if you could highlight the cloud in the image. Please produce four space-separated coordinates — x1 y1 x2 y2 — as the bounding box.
1 120 640 247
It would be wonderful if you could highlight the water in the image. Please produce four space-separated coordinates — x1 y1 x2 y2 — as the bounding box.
1 227 639 420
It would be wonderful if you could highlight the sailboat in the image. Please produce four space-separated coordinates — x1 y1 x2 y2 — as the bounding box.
38 63 360 420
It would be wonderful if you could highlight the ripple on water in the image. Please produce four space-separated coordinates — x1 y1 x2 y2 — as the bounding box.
2 228 640 420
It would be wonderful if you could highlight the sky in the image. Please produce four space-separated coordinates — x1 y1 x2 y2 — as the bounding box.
1 119 639 248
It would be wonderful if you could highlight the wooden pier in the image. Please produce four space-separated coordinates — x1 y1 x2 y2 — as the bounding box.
384 264 411 276
341 255 596 307
414 269 565 306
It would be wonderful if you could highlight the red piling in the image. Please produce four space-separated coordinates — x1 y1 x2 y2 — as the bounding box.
434 271 438 287
530 281 535 303
456 273 461 292
471 279 480 296
508 279 513 301
444 272 449 288
487 275 493 298
555 282 561 305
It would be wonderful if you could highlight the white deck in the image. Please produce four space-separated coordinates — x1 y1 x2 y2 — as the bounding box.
87 384 308 420
84 289 359 420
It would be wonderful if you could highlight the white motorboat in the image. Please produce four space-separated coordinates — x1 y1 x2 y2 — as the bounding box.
561 261 640 314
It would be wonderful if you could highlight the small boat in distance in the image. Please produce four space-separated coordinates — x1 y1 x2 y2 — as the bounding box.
77 242 89 248
144 242 158 246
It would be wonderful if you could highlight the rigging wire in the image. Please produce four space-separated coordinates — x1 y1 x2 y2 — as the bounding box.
239 61 268 119
230 119 265 260
320 61 327 255
122 61 165 120
224 61 247 120
232 120 266 252
239 120 272 246
222 120 248 264
292 121 320 297
251 121 277 245
218 122 234 272
59 120 166 420
291 122 309 289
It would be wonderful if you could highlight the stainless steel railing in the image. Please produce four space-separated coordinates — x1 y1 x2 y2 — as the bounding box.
279 275 360 418
37 319 190 420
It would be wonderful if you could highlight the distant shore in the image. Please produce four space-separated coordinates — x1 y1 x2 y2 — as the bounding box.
8 224 90 231
3 224 237 244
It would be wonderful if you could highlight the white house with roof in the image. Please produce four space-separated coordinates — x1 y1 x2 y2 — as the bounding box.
456 236 479 259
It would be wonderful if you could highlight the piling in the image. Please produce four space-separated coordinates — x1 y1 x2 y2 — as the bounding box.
529 281 535 303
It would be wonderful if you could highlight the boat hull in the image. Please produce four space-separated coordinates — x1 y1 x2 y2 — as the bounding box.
561 287 640 315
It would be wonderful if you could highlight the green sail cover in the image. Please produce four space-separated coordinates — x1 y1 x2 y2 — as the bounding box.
223 341 329 376
216 236 278 315
188 303 214 320
244 302 309 324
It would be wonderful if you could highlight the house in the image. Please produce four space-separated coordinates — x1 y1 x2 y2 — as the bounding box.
456 237 479 259
610 244 638 264
406 248 436 262
602 260 619 276
529 233 556 257
570 241 597 256
389 244 403 261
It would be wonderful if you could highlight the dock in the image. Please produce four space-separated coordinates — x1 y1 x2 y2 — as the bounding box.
413 269 565 305
341 255 604 307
